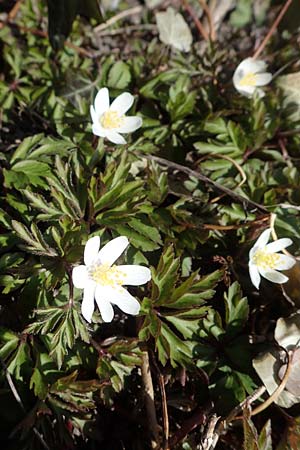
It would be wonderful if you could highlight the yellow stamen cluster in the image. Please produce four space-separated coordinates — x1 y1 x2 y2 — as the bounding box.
89 263 125 286
100 110 124 129
252 248 280 270
239 72 257 87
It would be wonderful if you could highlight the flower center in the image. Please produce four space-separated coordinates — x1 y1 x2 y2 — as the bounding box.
239 71 257 87
100 110 124 129
252 248 280 270
89 263 125 286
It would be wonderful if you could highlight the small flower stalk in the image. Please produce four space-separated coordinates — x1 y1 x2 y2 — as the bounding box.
90 87 142 144
233 57 272 97
248 228 295 289
72 235 151 323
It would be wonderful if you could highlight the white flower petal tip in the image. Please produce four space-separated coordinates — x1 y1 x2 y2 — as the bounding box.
90 88 142 144
248 229 295 289
73 235 150 323
118 265 151 285
233 57 272 97
84 236 100 266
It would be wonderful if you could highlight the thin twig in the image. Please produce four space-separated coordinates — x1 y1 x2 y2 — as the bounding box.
0 21 94 58
278 138 293 167
249 350 292 416
181 0 209 41
8 0 23 21
142 154 268 214
159 374 169 449
95 24 157 37
198 0 216 41
197 153 247 204
141 351 160 449
203 215 269 231
94 6 143 33
207 386 266 450
168 406 211 447
278 127 300 137
209 348 293 449
199 414 219 450
253 0 293 59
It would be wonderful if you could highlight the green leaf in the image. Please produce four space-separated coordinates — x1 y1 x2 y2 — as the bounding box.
47 0 79 50
277 72 300 122
107 61 131 90
224 281 249 337
10 134 44 164
258 420 272 450
243 403 259 450
12 220 58 257
230 0 252 28
151 246 180 304
97 339 142 392
12 160 51 176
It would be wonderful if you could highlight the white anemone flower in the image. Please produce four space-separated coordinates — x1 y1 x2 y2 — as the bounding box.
233 57 272 97
249 228 295 289
72 236 151 323
90 87 142 144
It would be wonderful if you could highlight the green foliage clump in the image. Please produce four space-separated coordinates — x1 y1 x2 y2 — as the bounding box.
1 1 300 449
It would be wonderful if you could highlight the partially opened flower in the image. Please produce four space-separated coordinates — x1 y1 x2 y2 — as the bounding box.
249 228 295 289
90 87 142 144
72 236 151 323
233 57 272 97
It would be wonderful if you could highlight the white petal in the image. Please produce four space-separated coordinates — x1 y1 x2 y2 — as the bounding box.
254 73 272 86
260 268 289 284
100 285 140 315
249 245 258 260
274 254 296 271
81 281 96 322
118 265 151 285
234 83 256 96
255 87 266 98
254 228 271 248
90 105 98 124
266 238 293 253
105 130 127 145
249 262 261 289
72 265 88 289
92 124 107 137
115 116 143 133
84 236 100 266
236 57 267 74
94 87 110 117
98 236 129 266
94 286 114 322
110 92 134 115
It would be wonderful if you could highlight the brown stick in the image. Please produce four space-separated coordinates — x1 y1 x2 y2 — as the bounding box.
8 0 23 21
158 374 169 449
253 0 293 59
143 154 268 214
141 351 160 448
181 0 209 41
94 6 143 33
198 0 216 41
0 20 94 58
168 407 210 447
